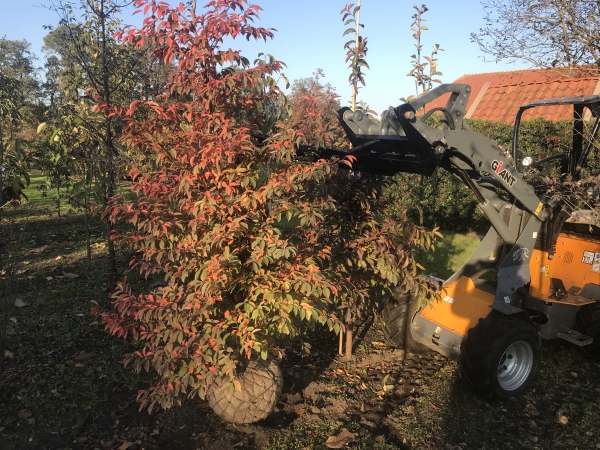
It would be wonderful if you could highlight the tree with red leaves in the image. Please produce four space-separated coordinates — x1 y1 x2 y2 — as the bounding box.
97 0 437 420
287 69 348 150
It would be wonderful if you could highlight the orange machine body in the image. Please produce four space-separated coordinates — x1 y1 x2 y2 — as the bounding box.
417 232 600 341
419 276 494 338
528 232 600 304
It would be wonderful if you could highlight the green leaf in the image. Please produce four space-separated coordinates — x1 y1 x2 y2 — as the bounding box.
37 122 48 134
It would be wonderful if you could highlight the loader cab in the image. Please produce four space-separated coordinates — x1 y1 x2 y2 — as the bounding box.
511 96 600 181
510 96 600 246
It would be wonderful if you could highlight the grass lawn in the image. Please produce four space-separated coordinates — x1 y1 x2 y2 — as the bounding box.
420 231 482 280
1 182 599 450
21 173 134 214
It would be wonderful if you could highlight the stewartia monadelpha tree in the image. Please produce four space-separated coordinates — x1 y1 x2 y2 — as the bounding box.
96 0 438 414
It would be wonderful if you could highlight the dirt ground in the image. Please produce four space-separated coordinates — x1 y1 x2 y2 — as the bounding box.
3 313 600 449
2 209 600 450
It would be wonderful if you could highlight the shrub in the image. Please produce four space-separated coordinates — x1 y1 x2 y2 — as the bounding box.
96 0 437 413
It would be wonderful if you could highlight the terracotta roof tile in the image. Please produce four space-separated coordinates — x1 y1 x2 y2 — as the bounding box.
475 78 599 123
425 68 600 123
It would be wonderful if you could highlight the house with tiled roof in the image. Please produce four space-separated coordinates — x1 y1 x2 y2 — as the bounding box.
431 67 600 124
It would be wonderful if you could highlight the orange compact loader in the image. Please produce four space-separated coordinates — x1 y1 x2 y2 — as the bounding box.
324 84 600 399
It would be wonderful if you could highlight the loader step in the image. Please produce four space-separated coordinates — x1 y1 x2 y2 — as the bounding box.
556 328 593 346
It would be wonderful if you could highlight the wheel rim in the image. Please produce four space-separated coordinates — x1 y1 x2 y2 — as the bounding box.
497 340 533 391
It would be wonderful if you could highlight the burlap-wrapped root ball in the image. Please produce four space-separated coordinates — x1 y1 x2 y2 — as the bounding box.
207 358 283 424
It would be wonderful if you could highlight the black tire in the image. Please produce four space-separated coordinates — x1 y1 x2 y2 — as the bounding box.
207 358 283 424
459 311 541 400
379 289 430 354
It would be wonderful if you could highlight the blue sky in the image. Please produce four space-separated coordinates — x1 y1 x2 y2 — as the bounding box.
1 0 529 114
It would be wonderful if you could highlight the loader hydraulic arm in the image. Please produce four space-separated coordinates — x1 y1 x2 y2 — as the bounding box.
330 84 548 224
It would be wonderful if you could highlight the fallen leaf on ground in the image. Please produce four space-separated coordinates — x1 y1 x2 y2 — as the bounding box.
14 298 27 307
18 409 32 419
63 272 79 279
118 442 135 450
559 416 569 425
526 419 538 428
325 428 355 448
46 277 53 281
4 350 14 359
29 245 48 254
55 256 62 260
233 437 251 448
74 352 94 362
406 405 415 414
27 276 34 280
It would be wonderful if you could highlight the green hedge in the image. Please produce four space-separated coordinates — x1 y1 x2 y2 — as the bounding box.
386 117 599 233
470 117 600 175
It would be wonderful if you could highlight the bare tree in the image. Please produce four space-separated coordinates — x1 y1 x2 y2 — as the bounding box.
402 4 443 103
45 0 145 290
341 2 369 112
472 0 600 71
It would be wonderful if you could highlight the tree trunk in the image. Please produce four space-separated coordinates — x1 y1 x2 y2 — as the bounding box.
0 122 5 208
350 0 362 112
0 121 5 169
191 0 197 20
417 176 426 226
56 185 61 217
342 307 354 360
344 325 353 360
83 202 92 261
100 0 118 291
